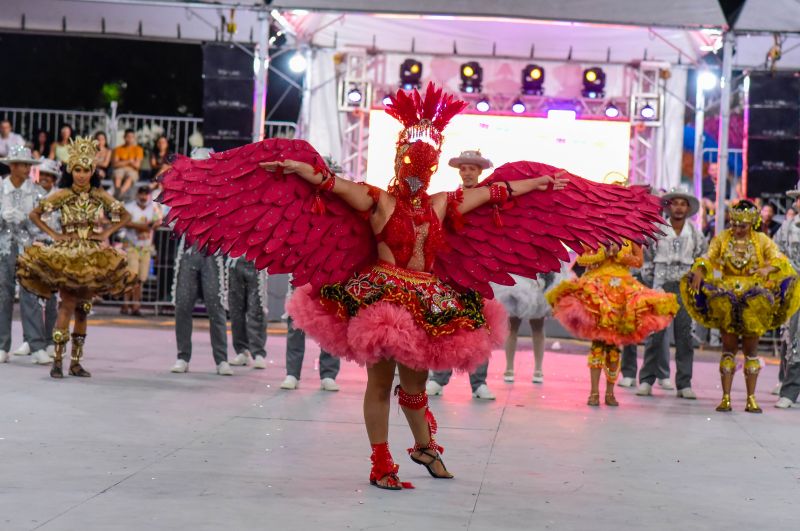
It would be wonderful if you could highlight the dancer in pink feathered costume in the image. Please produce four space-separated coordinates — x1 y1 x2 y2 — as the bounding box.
159 83 666 490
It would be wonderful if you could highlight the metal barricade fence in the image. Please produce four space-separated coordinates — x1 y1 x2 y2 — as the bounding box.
102 227 290 320
0 107 108 144
114 113 203 155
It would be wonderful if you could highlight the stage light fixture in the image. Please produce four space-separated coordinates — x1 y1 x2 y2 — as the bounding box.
640 103 656 119
511 99 526 114
604 103 620 118
399 59 423 90
476 98 490 112
288 51 308 73
521 64 545 95
460 61 483 93
698 70 718 91
382 94 392 106
581 67 606 98
347 88 363 105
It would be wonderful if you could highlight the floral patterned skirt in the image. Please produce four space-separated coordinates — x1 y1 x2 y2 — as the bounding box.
287 261 507 372
547 270 678 345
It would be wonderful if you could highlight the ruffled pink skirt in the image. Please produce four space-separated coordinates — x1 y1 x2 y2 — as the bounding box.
287 263 507 373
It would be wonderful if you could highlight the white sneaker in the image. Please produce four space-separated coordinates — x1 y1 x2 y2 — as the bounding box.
658 378 675 390
229 352 250 366
775 397 794 409
46 345 55 358
13 342 30 356
31 350 52 365
280 375 299 390
772 382 782 396
170 359 189 373
252 355 266 369
472 384 496 400
532 371 544 384
216 361 234 376
618 377 636 388
426 380 444 396
636 382 653 396
320 377 340 392
0 350 9 363
503 370 514 383
677 387 697 400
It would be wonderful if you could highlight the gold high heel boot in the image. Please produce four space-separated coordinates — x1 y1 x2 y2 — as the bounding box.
716 353 735 412
743 357 762 413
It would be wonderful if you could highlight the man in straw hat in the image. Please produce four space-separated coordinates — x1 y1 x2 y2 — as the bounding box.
773 182 800 408
12 157 61 360
426 150 496 400
0 146 51 365
633 186 706 399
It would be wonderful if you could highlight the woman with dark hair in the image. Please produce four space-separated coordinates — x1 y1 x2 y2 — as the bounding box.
149 135 171 179
48 124 74 164
94 132 112 179
684 199 800 413
17 137 137 379
31 130 52 159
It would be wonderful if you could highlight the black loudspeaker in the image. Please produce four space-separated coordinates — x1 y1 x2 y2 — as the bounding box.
746 71 800 198
202 43 254 152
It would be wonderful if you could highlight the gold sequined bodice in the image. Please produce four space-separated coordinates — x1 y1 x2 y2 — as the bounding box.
725 236 757 272
41 187 124 241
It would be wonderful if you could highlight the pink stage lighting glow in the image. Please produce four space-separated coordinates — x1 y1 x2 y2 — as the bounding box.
547 109 576 120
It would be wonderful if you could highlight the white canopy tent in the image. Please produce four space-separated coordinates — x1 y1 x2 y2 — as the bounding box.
5 0 800 194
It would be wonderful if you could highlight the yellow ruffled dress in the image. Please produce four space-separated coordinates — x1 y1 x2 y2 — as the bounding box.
680 229 800 336
17 187 137 298
547 242 678 345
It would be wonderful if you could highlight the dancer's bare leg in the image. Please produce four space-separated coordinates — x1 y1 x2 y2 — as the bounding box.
505 317 521 378
398 363 452 478
364 359 397 487
530 317 545 376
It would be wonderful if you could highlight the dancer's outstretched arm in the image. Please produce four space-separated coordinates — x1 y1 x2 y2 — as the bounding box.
454 172 569 215
260 160 382 212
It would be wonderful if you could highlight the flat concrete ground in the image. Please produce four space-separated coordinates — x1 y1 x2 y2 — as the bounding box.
0 320 797 531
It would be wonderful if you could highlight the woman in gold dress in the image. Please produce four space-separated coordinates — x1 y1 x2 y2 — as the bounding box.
682 200 800 413
17 137 137 379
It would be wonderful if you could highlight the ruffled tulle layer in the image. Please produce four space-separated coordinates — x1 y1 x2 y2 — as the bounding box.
680 272 800 336
547 273 677 345
17 240 138 298
287 276 508 373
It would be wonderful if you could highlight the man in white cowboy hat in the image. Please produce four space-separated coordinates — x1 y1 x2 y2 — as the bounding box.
632 185 706 399
12 157 61 360
772 182 800 408
426 149 496 400
169 147 233 376
0 146 51 365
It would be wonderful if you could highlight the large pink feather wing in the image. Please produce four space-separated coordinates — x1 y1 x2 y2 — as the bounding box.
160 138 376 292
434 161 664 297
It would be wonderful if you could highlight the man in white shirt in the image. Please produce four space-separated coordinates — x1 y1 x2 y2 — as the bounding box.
0 146 50 365
12 157 60 360
635 187 707 399
0 120 25 176
426 150 496 400
773 183 800 408
122 185 163 315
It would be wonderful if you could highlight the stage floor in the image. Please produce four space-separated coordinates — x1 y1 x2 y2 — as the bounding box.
0 320 797 531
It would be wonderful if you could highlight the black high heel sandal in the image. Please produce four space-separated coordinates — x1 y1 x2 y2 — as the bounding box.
409 448 453 479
